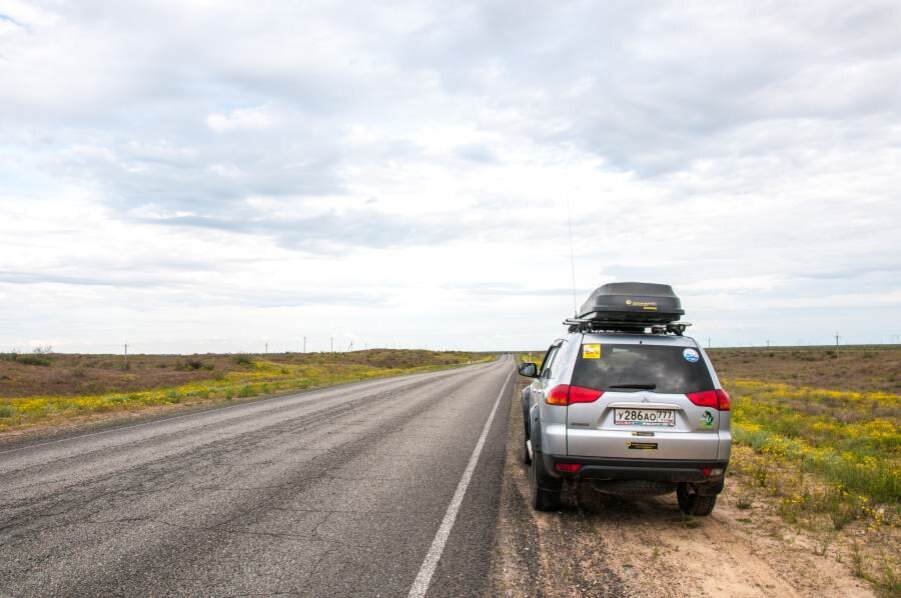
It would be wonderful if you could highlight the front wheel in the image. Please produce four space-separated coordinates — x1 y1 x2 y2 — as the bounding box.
677 484 717 516
529 454 561 511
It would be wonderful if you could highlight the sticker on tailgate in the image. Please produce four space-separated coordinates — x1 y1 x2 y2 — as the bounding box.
582 344 601 359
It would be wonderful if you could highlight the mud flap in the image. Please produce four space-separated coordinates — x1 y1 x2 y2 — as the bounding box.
692 479 725 496
530 409 542 452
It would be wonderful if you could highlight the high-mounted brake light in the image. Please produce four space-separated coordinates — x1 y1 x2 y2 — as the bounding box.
685 389 731 411
546 385 604 406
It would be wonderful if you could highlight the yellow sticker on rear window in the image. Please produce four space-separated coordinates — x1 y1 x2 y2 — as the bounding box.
582 344 601 359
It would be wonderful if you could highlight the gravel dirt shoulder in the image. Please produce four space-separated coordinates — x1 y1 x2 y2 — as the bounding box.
489 380 874 597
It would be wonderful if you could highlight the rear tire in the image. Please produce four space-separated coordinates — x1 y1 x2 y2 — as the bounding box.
677 484 717 516
529 453 561 511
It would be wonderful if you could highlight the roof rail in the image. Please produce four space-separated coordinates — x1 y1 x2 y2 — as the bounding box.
563 317 692 336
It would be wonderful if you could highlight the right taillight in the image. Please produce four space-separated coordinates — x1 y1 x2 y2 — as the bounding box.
686 389 731 411
546 385 604 406
717 389 731 411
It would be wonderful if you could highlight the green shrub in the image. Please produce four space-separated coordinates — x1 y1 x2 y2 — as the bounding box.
0 404 15 418
232 354 253 366
17 355 51 366
177 358 214 371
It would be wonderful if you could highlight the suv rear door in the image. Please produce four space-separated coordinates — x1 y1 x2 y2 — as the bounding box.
529 340 563 405
566 340 721 461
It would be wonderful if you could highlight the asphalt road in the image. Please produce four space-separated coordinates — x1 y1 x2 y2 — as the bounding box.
0 356 516 597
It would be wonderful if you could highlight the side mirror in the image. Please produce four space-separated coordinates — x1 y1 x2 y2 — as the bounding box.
518 362 538 378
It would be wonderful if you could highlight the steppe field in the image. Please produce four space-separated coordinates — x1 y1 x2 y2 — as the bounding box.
0 349 493 437
714 347 899 595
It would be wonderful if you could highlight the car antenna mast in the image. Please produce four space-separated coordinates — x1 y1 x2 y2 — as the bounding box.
567 196 577 317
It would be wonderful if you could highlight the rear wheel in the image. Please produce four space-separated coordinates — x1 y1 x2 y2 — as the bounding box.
529 453 561 511
677 484 717 516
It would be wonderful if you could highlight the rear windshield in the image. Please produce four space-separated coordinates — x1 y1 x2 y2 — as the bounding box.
572 343 713 394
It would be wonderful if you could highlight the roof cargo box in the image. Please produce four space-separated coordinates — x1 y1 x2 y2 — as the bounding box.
577 282 684 325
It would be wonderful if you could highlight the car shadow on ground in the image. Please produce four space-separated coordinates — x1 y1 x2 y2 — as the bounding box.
559 481 708 528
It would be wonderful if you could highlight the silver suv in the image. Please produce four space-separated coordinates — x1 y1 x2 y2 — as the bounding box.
518 283 731 515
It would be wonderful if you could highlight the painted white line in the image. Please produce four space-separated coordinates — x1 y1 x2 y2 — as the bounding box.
408 366 514 598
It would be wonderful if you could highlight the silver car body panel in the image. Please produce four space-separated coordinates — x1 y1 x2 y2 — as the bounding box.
529 331 731 465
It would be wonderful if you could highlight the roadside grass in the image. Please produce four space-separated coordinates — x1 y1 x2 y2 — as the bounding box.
518 352 544 366
709 346 901 394
0 353 495 432
726 378 900 595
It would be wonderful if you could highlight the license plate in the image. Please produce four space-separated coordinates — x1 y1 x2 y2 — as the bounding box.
614 408 675 426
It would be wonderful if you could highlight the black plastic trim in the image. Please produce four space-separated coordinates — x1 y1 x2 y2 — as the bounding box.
543 454 728 484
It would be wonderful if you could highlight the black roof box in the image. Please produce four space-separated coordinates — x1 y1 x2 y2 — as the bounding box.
577 282 684 325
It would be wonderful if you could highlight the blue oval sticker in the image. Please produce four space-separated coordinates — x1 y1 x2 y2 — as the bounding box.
683 348 700 363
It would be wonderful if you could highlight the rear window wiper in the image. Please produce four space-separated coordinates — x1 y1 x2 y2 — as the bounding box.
607 383 657 390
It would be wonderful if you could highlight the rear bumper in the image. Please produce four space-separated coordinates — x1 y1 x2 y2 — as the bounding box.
545 454 728 484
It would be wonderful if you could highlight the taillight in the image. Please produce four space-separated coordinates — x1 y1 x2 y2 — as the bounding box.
717 389 731 411
570 386 604 404
555 463 582 473
546 385 570 405
546 385 604 406
686 389 731 411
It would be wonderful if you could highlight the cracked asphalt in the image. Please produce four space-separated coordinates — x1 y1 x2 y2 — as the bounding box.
0 356 515 597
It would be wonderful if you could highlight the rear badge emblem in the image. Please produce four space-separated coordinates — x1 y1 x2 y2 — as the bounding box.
627 442 658 450
701 410 714 428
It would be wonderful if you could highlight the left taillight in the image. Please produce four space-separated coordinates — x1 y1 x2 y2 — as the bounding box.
546 385 604 406
685 389 731 411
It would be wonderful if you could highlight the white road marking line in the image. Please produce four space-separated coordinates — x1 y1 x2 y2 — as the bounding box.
408 366 514 598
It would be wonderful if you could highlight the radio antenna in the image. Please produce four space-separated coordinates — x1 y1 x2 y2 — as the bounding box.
566 196 577 316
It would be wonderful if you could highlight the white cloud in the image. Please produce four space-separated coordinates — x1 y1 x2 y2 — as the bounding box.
0 0 899 352
206 107 275 132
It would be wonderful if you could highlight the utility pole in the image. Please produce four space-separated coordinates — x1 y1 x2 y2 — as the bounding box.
265 342 268 354
835 334 840 346
707 337 711 349
766 340 770 348
124 343 128 369
303 336 307 353
348 341 354 352
330 337 334 353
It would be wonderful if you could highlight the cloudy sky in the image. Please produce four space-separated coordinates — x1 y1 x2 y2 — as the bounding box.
1 1 900 353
